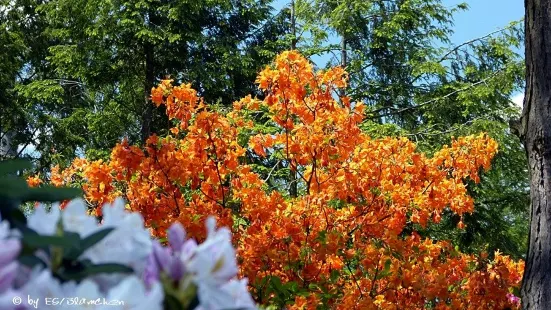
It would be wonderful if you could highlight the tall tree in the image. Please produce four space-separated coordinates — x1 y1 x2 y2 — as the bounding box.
2 0 288 170
40 0 281 142
1 0 69 166
519 0 551 307
0 0 27 160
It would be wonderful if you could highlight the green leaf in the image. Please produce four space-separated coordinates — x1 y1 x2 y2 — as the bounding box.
330 269 340 282
0 178 32 199
271 276 285 293
80 227 114 251
21 186 82 203
22 230 79 249
82 263 133 275
63 231 81 244
65 227 114 260
164 294 184 310
384 259 392 271
18 254 47 269
57 263 133 282
157 237 168 244
185 295 200 310
1 207 27 226
376 259 393 279
0 159 32 176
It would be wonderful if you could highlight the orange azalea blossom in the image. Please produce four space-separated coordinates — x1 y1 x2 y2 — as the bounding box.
26 175 42 187
41 51 523 309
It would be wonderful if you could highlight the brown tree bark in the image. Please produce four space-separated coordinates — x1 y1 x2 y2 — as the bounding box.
290 0 297 50
141 42 155 144
339 35 347 99
289 0 298 198
520 0 551 308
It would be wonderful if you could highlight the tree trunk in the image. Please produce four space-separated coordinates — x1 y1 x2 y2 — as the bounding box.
339 35 347 99
289 0 298 198
290 0 297 50
141 42 155 143
520 0 551 308
340 36 347 69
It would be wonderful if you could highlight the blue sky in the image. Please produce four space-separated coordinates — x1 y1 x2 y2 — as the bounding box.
444 0 523 45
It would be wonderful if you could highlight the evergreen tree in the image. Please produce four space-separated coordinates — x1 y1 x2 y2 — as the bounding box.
1 0 288 169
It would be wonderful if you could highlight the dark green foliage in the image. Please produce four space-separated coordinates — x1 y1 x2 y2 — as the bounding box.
1 0 288 171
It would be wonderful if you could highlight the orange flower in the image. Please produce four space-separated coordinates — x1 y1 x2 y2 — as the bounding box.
26 175 42 187
36 51 522 309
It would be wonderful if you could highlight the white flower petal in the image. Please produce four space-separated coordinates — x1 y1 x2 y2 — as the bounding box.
0 289 20 310
100 276 163 310
27 205 60 235
61 199 98 237
81 200 152 290
21 269 65 302
188 226 238 285
197 279 256 310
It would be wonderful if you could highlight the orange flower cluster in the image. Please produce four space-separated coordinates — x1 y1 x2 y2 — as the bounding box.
34 51 523 309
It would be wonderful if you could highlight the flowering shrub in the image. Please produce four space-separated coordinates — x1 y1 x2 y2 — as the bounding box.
32 51 524 308
0 193 256 309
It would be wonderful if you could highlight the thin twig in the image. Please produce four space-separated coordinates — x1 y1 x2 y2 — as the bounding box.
364 70 503 120
437 20 523 63
263 159 282 183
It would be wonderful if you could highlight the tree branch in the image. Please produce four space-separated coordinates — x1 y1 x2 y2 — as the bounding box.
364 70 504 120
437 20 523 63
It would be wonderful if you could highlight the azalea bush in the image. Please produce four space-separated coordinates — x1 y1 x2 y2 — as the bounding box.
0 161 256 310
29 51 524 309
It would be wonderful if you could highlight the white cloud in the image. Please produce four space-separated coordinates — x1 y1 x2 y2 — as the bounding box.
511 93 524 109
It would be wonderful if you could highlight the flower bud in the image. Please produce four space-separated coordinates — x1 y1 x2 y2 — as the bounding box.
167 222 186 253
152 241 170 268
